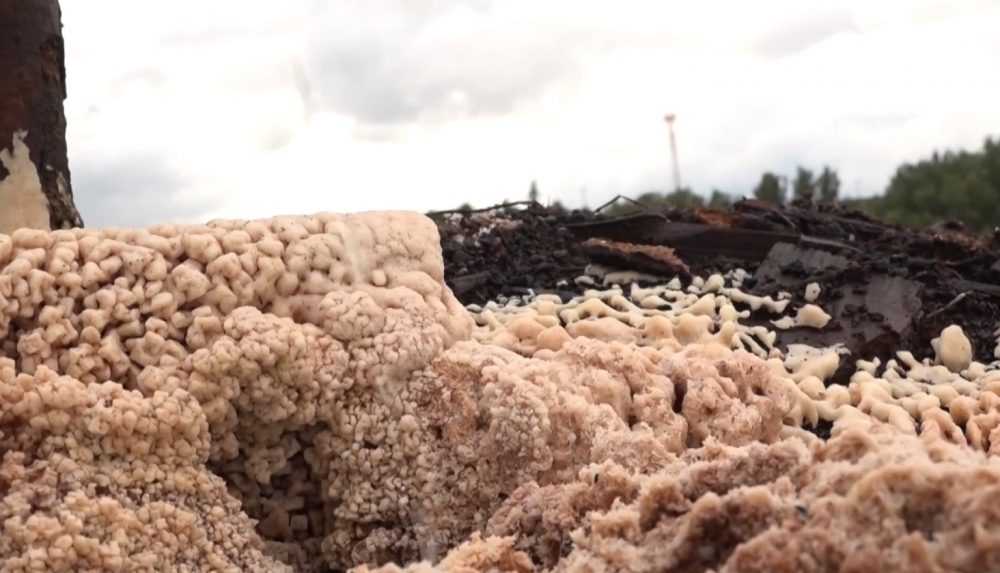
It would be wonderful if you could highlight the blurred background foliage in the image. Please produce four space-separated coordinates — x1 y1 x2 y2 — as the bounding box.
859 137 1000 231
506 136 1000 233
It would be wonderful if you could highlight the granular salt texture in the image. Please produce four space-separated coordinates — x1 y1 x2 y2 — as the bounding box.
0 215 801 570
662 345 794 447
0 360 290 572
481 438 811 572
0 213 475 571
0 215 472 418
353 533 534 573
6 213 1000 572
368 338 799 565
559 418 1000 572
378 418 1000 573
468 278 1000 450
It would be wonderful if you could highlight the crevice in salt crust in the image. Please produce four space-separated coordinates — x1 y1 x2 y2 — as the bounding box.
3 213 1000 572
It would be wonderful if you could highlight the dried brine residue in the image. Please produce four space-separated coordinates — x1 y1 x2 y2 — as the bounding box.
3 213 1000 572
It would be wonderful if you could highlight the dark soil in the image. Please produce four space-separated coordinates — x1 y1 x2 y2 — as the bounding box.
432 199 1000 379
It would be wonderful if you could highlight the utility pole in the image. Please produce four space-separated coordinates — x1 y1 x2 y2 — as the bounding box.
664 113 682 192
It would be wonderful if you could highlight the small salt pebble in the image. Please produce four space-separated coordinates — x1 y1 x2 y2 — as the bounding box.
804 282 821 302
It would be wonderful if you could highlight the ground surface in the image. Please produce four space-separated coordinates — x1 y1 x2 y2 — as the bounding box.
434 200 1000 383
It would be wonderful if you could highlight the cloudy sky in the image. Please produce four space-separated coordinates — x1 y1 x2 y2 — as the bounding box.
60 0 1000 228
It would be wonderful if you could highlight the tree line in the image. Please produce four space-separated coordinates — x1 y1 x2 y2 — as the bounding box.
581 136 1000 232
852 137 1000 231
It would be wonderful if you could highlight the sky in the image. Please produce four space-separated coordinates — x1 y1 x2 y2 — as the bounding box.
59 0 1000 228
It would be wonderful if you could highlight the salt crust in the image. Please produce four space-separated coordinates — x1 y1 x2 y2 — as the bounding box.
2 215 999 572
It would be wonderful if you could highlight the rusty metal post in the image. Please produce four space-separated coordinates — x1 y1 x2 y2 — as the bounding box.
0 0 83 233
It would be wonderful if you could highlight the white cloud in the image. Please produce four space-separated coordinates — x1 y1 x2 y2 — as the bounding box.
59 0 1000 225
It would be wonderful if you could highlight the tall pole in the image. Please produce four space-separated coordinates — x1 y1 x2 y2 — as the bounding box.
664 113 682 192
0 0 83 233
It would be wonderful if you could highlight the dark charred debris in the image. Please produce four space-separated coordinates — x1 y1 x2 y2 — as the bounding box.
430 198 1000 384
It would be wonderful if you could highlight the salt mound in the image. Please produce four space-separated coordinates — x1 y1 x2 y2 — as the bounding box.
2 213 1000 572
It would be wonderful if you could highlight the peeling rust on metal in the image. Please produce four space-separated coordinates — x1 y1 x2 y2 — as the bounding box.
0 0 83 230
582 237 690 278
567 214 857 262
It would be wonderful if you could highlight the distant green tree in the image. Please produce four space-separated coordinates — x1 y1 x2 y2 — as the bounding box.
457 202 473 212
631 189 706 210
817 166 841 204
663 188 705 209
874 137 1000 231
593 138 997 231
985 137 1000 200
792 166 816 203
753 172 785 205
599 188 708 217
596 197 636 217
634 191 666 208
528 180 539 203
708 189 732 209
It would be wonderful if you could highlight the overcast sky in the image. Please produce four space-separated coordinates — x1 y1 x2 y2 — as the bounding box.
60 0 1000 228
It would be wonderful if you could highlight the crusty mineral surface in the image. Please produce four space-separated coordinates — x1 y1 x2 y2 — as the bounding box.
2 212 1000 572
364 419 1000 573
0 213 472 571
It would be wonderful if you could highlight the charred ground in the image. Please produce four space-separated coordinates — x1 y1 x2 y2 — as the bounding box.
433 199 1000 384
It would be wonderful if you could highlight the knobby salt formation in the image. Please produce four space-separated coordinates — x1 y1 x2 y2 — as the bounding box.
0 213 806 570
0 213 470 570
2 212 1000 572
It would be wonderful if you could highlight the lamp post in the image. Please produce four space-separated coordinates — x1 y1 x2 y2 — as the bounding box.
664 114 682 193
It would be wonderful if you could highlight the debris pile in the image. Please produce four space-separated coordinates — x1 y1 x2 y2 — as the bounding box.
430 203 592 304
435 199 1000 381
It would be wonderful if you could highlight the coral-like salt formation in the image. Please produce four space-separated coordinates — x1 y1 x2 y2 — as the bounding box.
3 213 1000 572
375 418 1000 572
0 213 473 570
0 360 290 572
